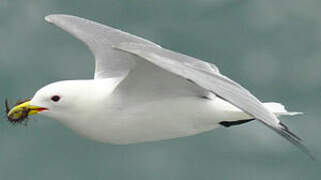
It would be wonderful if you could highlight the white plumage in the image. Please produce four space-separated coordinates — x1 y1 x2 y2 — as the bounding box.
22 15 308 156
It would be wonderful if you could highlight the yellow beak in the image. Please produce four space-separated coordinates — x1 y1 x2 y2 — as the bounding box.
7 100 48 118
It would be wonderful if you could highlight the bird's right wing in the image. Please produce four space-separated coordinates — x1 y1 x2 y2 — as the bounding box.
45 14 159 79
45 14 220 80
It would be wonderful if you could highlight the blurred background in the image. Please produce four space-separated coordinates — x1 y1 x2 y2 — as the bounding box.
1 0 321 179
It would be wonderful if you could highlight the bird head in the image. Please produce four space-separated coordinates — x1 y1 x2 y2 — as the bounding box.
7 80 96 123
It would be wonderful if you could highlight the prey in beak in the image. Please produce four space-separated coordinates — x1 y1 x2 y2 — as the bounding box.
5 98 47 124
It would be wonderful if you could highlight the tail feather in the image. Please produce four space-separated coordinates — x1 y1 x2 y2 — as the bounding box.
263 102 303 117
220 100 312 159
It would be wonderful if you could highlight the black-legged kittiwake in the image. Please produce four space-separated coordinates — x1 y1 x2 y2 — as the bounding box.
8 15 310 158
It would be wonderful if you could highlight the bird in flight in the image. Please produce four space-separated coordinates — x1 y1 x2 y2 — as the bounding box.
7 14 310 158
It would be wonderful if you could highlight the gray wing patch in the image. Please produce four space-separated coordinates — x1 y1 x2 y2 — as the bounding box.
188 60 220 74
115 43 312 159
115 43 279 126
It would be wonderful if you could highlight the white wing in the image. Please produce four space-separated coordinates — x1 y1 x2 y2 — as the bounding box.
45 14 216 101
45 14 159 79
45 14 311 157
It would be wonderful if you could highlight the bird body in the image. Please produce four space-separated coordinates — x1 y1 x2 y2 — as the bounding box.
8 14 309 157
31 79 295 144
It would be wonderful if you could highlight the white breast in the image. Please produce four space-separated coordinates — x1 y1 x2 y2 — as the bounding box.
58 95 252 144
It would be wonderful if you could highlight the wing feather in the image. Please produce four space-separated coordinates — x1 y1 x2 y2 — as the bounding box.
115 43 312 158
45 14 159 78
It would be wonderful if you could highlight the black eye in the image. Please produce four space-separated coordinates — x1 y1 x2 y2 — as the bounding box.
51 95 60 102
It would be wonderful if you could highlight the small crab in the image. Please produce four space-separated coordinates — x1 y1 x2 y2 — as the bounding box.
5 98 31 124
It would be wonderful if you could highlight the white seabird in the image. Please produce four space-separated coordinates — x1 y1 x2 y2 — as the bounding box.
8 15 309 157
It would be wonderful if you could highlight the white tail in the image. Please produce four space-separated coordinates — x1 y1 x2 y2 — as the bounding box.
263 102 303 117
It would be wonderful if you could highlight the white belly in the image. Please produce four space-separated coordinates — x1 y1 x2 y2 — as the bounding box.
60 96 252 144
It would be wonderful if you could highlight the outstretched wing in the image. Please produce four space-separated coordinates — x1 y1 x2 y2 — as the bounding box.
44 14 218 102
115 43 311 158
45 14 159 79
45 14 219 79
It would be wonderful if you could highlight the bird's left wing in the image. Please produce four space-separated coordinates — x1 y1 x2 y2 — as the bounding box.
115 43 311 157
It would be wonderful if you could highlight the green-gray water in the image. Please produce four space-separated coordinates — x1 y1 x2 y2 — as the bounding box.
1 0 321 179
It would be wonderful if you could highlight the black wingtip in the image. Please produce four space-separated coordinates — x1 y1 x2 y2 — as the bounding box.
279 122 302 141
276 123 315 161
260 121 315 161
